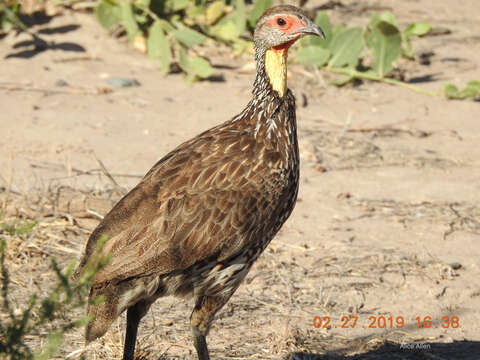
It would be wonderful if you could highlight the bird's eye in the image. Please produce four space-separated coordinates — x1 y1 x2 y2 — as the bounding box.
277 17 287 26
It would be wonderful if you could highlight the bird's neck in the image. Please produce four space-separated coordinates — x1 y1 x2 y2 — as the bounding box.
264 48 288 97
253 45 290 98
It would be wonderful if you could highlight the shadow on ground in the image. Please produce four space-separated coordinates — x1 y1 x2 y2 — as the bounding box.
4 12 84 59
290 340 480 360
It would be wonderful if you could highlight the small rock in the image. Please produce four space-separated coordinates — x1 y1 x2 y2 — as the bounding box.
55 79 69 87
450 262 462 270
106 77 141 88
337 192 352 199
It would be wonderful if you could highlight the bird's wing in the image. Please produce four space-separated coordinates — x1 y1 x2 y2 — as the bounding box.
78 126 273 285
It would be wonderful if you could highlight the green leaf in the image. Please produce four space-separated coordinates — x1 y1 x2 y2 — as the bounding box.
120 1 140 41
332 24 344 35
233 0 246 35
460 86 479 99
189 57 214 78
147 21 171 74
444 83 460 99
135 0 151 7
295 46 330 67
157 18 175 32
466 80 480 91
248 0 272 28
178 47 214 81
443 81 480 100
1 5 26 31
404 22 432 38
401 41 415 59
401 22 432 59
379 11 397 26
1 17 14 33
459 81 480 99
328 27 364 68
134 13 148 25
95 0 121 30
369 11 397 28
365 20 402 78
165 0 189 12
187 4 208 21
369 12 380 28
312 11 332 47
206 1 226 25
173 27 207 47
212 20 241 41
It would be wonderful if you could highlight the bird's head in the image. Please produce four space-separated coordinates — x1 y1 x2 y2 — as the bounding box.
253 6 325 97
254 5 325 51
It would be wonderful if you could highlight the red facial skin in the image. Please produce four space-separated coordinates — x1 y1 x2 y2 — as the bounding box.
266 15 307 52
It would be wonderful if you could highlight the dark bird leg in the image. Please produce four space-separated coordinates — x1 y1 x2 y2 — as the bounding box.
123 300 151 360
190 295 230 360
192 326 210 360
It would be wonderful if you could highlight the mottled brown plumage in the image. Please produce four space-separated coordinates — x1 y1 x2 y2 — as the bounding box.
74 5 324 360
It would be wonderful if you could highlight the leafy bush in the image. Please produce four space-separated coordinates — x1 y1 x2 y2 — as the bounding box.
94 1 455 95
95 0 271 81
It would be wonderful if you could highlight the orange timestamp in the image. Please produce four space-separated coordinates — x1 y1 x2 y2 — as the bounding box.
313 315 460 329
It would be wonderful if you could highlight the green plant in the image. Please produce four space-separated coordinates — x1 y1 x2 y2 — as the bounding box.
295 11 434 92
401 21 432 58
94 0 272 81
0 235 109 359
444 81 480 100
94 0 259 81
0 0 26 33
1 220 37 237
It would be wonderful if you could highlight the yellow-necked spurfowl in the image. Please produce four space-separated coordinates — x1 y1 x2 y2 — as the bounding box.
74 5 324 360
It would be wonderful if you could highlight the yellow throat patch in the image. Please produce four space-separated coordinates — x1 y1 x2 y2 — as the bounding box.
265 48 288 97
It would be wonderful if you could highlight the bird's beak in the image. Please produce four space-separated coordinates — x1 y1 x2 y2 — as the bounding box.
294 19 326 39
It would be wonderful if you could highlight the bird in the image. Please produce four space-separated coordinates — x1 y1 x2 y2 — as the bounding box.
73 5 324 360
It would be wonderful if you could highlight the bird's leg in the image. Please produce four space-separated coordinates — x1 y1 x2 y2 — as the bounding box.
192 326 210 360
190 295 229 360
123 300 150 360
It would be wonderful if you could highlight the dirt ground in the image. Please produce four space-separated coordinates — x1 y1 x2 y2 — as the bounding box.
1 0 480 359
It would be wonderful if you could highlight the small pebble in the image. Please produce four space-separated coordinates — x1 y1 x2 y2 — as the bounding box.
55 79 69 87
450 262 462 270
106 77 141 88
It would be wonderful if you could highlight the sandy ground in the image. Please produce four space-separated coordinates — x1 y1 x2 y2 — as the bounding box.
1 0 479 359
